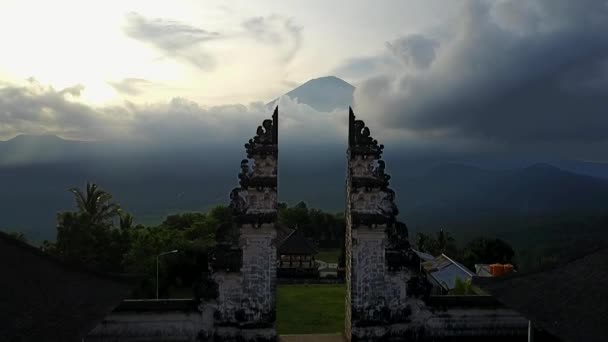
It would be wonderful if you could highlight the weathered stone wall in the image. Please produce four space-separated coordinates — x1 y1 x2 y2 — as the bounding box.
87 311 205 342
213 272 243 325
240 224 277 318
86 300 214 342
344 149 353 341
351 227 385 311
351 307 528 341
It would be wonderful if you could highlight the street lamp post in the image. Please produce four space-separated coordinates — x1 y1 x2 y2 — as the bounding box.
156 249 178 299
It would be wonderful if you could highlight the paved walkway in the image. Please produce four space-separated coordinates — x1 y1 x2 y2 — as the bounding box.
279 334 344 342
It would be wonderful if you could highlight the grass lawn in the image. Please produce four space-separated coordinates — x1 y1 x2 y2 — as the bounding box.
315 248 341 263
277 284 345 335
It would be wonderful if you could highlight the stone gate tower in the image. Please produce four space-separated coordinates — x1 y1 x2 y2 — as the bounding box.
345 107 422 341
344 108 527 341
212 107 279 341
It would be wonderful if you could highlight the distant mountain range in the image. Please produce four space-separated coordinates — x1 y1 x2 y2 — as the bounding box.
2 134 608 241
2 76 608 243
395 163 608 226
267 76 355 112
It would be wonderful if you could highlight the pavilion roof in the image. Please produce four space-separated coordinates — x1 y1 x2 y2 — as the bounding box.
422 253 473 291
277 229 316 255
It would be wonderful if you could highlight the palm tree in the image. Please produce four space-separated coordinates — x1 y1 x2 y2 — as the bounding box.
415 233 429 251
69 182 121 225
436 229 455 255
120 213 134 230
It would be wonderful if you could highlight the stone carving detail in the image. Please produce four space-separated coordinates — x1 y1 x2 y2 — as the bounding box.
230 188 249 215
348 107 399 228
246 189 277 213
229 107 278 227
238 159 251 188
245 111 278 158
349 108 384 159
251 156 277 178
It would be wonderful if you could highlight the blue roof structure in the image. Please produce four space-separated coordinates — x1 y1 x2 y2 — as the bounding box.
422 254 474 291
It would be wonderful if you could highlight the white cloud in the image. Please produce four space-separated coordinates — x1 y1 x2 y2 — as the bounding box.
0 79 346 146
124 12 221 70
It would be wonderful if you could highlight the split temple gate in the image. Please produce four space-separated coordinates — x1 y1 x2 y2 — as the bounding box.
89 106 527 341
206 107 526 341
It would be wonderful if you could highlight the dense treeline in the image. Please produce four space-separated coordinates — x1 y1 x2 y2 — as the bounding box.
39 183 231 298
36 184 346 298
16 181 601 298
278 201 345 248
413 229 515 270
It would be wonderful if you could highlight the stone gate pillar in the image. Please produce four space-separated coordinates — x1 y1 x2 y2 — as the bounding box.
345 108 423 341
211 107 278 342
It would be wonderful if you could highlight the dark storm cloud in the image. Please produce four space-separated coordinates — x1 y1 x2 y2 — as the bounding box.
0 80 107 139
333 35 439 82
109 78 152 96
385 34 439 69
241 15 302 63
353 0 608 149
124 12 220 69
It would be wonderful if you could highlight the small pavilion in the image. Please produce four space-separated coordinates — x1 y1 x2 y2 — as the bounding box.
277 228 317 277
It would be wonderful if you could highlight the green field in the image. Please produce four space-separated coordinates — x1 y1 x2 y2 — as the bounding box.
277 284 345 334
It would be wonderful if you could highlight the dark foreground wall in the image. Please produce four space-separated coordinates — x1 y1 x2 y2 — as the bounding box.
85 299 212 342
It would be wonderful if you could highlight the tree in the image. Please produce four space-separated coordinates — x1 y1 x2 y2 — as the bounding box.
436 229 456 255
161 212 206 230
462 237 515 270
451 277 474 295
414 230 457 257
277 202 345 248
122 225 184 298
278 202 310 230
69 182 121 226
120 213 135 230
122 208 227 298
415 232 432 252
50 183 127 272
54 211 127 272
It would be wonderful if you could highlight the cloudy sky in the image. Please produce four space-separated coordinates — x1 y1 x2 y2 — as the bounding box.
0 0 455 105
1 0 607 161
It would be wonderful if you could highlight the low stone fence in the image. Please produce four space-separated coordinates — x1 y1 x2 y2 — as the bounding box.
85 299 212 342
351 296 528 341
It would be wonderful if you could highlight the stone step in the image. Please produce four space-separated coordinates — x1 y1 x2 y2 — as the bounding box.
279 334 344 342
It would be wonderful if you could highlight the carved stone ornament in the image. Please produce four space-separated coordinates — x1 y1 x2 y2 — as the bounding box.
348 107 384 159
245 107 278 158
229 107 278 227
348 107 399 228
